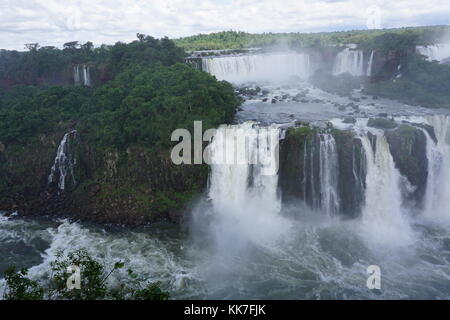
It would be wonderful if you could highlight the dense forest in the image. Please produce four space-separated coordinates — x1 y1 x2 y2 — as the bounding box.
0 34 238 150
0 35 241 225
174 26 450 51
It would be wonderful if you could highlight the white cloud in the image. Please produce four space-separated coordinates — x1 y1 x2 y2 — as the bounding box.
0 0 449 50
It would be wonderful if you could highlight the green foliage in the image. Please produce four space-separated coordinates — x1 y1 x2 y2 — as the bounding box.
84 63 239 150
3 267 44 300
174 26 450 51
0 60 239 150
366 53 450 108
0 35 185 88
49 249 111 300
3 249 170 300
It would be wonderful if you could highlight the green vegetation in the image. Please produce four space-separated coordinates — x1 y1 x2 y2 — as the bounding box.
0 34 241 224
0 34 184 88
366 54 450 109
174 26 450 51
3 249 170 300
0 36 240 150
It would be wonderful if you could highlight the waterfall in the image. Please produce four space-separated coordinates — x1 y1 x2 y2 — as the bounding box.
416 44 450 62
333 48 364 76
422 116 450 221
48 130 77 191
319 133 340 216
83 65 91 86
73 65 91 86
207 123 286 248
202 53 311 83
366 51 374 76
359 133 413 244
74 66 80 85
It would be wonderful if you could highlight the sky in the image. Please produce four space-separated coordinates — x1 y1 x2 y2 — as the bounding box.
0 0 449 50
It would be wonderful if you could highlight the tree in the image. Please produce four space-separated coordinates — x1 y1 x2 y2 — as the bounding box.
81 41 94 51
3 249 171 300
63 41 79 50
24 43 40 51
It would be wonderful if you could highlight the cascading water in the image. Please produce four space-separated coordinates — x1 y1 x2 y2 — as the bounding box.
333 48 364 76
74 66 80 85
319 133 340 216
202 53 311 83
416 44 450 62
48 130 77 191
422 115 450 221
73 65 91 86
207 123 287 250
359 133 413 245
83 65 91 86
366 51 374 76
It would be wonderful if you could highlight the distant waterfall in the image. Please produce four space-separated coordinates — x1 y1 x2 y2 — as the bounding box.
74 65 91 86
202 53 311 83
333 48 364 76
74 66 80 85
207 123 287 247
48 130 77 191
416 44 450 62
359 133 413 244
319 133 340 216
366 51 374 76
422 116 450 220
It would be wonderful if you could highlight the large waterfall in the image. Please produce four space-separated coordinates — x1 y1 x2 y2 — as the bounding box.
423 116 450 221
318 133 340 216
74 65 92 86
48 130 77 191
333 48 364 76
359 133 413 244
366 51 374 76
416 44 450 62
202 53 311 83
207 123 287 248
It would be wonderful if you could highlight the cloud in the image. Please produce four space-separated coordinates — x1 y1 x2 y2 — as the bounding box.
0 0 449 50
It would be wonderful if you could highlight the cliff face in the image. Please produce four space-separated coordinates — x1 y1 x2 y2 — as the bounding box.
385 125 428 208
0 129 208 225
278 123 432 218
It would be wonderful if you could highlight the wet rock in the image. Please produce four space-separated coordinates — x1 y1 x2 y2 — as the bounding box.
378 112 388 118
385 125 428 207
412 123 437 143
271 99 277 104
333 130 366 218
367 117 397 129
343 117 357 124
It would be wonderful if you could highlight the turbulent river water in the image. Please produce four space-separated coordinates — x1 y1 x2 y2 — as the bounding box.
2 51 450 299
